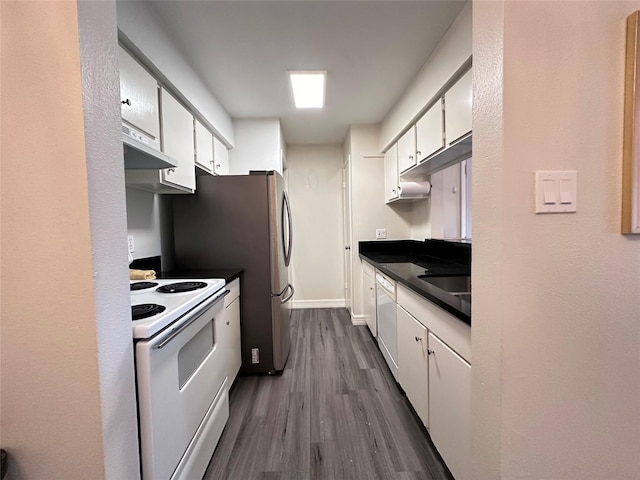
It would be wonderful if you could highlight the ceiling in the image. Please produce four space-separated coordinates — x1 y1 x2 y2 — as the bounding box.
148 1 467 145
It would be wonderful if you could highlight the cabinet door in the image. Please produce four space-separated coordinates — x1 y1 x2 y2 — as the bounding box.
213 136 229 175
384 144 399 202
225 297 241 381
416 99 444 163
160 88 196 192
444 69 472 145
397 306 429 428
397 127 417 174
194 119 214 174
428 332 471 480
118 46 160 142
363 270 376 337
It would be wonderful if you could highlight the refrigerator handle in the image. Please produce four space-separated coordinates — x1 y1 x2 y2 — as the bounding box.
282 191 293 266
280 283 295 304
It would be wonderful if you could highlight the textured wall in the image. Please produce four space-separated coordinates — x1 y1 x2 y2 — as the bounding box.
78 1 141 478
1 2 106 478
473 1 640 478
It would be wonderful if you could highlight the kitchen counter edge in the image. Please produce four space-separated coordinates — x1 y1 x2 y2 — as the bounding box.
360 254 470 326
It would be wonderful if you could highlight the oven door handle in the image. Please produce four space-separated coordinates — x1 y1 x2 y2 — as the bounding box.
153 289 230 350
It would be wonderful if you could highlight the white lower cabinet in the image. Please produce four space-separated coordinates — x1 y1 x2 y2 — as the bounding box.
220 278 241 383
395 282 471 480
428 332 471 480
362 262 377 337
397 305 429 428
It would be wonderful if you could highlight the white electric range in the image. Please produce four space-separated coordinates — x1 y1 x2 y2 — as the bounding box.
130 278 229 480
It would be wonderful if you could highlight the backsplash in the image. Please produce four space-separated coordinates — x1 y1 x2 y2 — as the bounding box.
125 187 162 260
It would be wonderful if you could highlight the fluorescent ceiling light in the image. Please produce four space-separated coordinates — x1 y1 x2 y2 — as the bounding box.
289 71 326 109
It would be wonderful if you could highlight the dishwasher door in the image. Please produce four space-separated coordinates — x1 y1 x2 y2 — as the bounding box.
376 273 398 381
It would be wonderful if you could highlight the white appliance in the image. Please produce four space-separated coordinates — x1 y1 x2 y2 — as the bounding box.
130 278 228 480
376 272 398 381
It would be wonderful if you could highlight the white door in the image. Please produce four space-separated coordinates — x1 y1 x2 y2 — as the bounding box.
342 155 352 312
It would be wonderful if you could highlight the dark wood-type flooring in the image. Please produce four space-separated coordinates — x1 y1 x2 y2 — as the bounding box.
204 308 453 480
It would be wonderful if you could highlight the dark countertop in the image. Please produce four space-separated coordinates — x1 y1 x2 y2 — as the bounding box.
360 240 471 325
160 268 242 284
130 257 242 284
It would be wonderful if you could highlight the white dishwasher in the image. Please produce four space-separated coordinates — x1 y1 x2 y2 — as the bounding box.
376 272 398 381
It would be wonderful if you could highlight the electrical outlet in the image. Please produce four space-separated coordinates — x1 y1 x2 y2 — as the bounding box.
127 235 135 253
376 228 387 239
251 348 260 364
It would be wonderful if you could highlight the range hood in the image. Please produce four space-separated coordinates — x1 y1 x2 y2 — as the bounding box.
122 124 177 170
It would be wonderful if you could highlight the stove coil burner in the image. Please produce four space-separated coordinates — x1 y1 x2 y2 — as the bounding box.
132 304 166 321
130 281 159 291
156 281 208 293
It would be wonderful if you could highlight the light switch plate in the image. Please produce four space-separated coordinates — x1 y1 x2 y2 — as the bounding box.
127 235 135 253
535 171 577 213
376 228 387 239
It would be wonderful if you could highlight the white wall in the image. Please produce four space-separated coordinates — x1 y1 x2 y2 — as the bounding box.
1 1 139 478
116 0 234 147
287 145 345 307
347 125 412 320
380 2 472 151
473 2 640 479
77 2 141 478
125 187 162 260
229 118 283 175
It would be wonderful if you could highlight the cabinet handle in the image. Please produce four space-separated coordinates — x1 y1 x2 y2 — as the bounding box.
416 150 421 157
409 155 414 160
415 336 422 342
168 167 176 173
216 164 221 168
121 99 131 106
427 349 434 355
345 246 351 250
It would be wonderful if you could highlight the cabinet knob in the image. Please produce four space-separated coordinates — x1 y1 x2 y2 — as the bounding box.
216 164 221 168
416 150 421 157
121 99 131 106
427 349 434 355
415 336 422 342
409 155 414 160
226 321 230 325
345 246 351 250
168 167 176 173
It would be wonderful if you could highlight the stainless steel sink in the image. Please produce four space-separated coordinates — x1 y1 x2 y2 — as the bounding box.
418 275 471 295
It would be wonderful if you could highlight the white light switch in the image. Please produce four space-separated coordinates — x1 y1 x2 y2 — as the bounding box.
535 171 577 213
376 228 387 239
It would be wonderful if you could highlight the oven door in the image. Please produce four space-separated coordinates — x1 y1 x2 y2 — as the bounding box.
136 290 229 480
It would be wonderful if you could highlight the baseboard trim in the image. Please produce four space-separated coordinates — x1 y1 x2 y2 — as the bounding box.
350 314 366 326
290 299 346 309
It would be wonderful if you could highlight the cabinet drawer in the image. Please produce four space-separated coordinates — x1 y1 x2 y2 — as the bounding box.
396 283 470 363
225 278 240 307
362 260 375 278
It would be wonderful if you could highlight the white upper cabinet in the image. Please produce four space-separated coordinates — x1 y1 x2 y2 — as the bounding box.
213 136 229 175
159 88 195 192
416 99 444 163
397 127 417 174
444 69 472 145
384 144 399 203
118 46 160 145
194 119 214 175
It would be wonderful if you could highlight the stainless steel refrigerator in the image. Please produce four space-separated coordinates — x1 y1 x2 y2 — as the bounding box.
160 171 293 374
